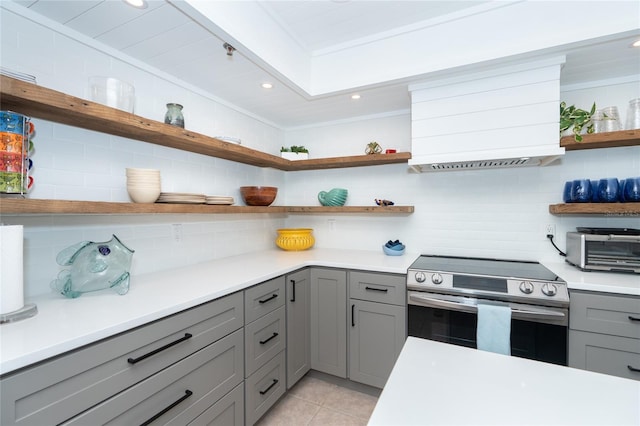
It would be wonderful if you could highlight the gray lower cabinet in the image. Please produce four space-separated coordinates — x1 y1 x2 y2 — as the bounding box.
286 268 311 388
245 349 286 425
189 382 244 425
0 291 244 426
310 267 347 377
244 277 287 425
348 271 407 388
62 329 244 425
569 290 640 380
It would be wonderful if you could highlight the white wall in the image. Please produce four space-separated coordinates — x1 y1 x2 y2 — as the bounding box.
283 80 640 262
1 7 638 300
1 7 287 298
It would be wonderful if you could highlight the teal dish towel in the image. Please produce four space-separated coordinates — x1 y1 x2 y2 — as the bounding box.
476 303 511 355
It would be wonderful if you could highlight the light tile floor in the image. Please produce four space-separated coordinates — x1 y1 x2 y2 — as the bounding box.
256 371 381 425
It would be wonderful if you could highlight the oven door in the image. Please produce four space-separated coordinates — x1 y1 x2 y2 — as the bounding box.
408 291 568 366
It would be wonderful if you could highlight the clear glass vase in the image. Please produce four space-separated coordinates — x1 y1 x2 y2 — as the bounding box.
164 103 184 128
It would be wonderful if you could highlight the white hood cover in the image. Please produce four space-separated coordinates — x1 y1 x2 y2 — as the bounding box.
409 57 565 172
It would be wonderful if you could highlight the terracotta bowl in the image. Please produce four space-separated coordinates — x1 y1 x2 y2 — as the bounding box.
240 186 278 206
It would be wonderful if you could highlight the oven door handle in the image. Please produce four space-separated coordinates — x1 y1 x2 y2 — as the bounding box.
408 293 566 321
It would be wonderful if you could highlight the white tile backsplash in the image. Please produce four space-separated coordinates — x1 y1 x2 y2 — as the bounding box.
1 6 639 300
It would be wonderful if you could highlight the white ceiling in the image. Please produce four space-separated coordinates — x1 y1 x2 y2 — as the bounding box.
9 0 640 129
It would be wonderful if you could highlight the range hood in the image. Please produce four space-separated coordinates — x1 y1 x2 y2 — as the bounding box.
408 57 565 172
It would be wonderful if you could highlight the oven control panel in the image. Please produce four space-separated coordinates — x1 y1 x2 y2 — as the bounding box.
407 269 569 306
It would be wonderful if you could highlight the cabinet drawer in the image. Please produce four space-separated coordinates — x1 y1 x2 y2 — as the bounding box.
349 271 406 306
245 350 286 426
188 382 244 426
569 330 640 381
570 291 640 339
0 292 243 426
63 329 244 425
245 276 286 324
245 305 286 377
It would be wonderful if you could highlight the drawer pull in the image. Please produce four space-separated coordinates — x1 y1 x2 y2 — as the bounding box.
259 379 279 395
259 294 278 304
628 365 640 373
629 316 640 322
260 332 279 345
127 333 193 364
365 286 388 293
140 389 193 426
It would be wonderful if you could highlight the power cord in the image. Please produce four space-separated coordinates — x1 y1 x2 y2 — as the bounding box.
547 234 566 257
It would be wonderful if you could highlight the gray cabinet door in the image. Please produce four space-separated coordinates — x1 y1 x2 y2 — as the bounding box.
570 291 640 339
286 268 311 388
245 276 286 324
245 350 286 426
188 382 244 426
349 271 406 306
245 305 286 377
310 268 347 378
63 329 244 425
569 330 640 381
0 292 244 426
349 299 406 388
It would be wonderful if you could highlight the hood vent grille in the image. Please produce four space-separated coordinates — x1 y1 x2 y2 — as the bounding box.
417 157 535 172
410 155 561 173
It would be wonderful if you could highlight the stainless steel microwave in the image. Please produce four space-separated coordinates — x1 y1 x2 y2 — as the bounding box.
566 228 640 274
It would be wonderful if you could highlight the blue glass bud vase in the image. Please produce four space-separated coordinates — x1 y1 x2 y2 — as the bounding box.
164 103 184 128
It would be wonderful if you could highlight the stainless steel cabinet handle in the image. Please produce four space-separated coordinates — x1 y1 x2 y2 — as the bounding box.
127 333 192 364
139 390 192 426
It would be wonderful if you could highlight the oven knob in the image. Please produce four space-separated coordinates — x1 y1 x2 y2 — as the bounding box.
415 272 426 283
519 281 534 294
431 273 443 285
541 283 558 297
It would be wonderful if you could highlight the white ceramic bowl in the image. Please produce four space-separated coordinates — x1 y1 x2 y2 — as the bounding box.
127 187 161 203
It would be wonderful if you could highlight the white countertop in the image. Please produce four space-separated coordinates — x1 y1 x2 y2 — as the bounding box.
369 337 640 426
0 248 416 375
543 261 640 296
1 250 637 376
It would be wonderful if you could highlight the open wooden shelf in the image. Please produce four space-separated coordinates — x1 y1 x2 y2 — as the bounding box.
560 129 640 151
0 76 410 171
549 203 640 216
0 198 414 215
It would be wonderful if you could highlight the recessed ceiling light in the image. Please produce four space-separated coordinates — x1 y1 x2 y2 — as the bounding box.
351 94 361 100
123 0 148 9
261 83 273 89
631 39 640 48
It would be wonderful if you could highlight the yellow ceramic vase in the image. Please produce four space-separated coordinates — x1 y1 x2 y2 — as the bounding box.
275 228 315 251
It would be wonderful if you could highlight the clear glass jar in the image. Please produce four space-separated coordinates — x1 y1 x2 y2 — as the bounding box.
625 98 640 130
164 103 184 128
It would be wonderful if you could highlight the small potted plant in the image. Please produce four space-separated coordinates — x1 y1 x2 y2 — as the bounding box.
280 145 309 160
560 101 596 142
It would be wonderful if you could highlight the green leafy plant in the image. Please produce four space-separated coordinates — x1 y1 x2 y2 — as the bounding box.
280 145 308 153
560 101 596 142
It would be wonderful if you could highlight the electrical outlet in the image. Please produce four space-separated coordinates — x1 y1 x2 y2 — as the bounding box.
545 224 556 238
172 223 183 243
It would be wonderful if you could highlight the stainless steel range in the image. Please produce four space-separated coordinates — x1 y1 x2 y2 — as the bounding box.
407 255 569 365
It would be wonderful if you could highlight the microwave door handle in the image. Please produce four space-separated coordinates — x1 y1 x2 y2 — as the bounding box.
408 293 566 321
